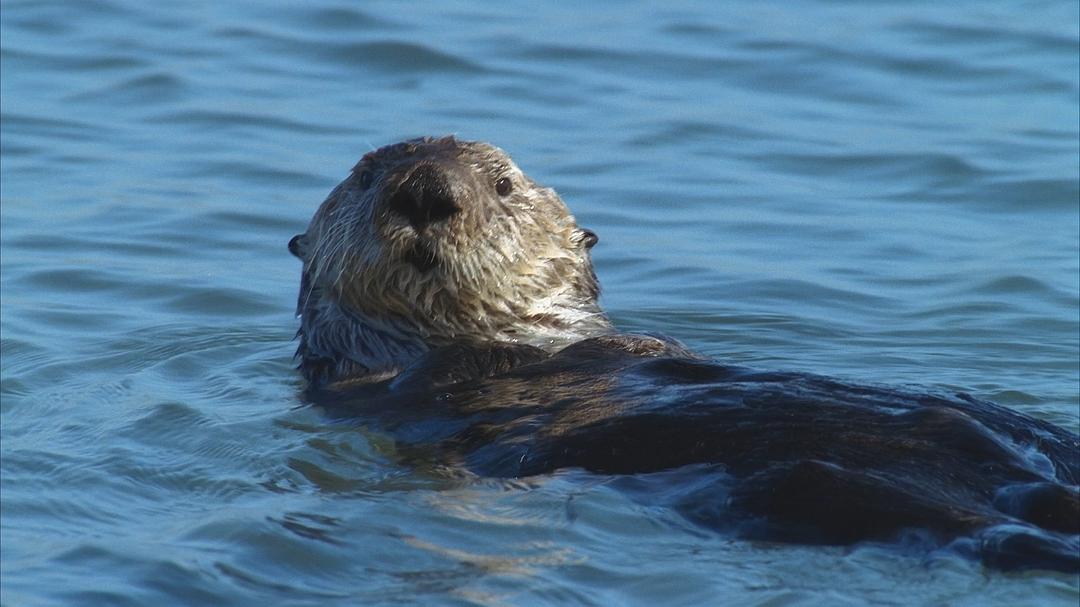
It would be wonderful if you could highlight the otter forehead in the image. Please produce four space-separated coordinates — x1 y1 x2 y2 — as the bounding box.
353 136 515 182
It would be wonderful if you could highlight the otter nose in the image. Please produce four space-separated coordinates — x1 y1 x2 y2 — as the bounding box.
388 164 459 229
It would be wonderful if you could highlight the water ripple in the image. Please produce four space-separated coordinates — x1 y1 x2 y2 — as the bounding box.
151 109 348 135
1 45 146 71
0 111 110 140
2 1 1077 605
68 72 189 104
214 26 485 75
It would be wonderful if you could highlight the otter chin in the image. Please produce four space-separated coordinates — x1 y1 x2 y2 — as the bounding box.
289 136 611 386
290 137 1079 573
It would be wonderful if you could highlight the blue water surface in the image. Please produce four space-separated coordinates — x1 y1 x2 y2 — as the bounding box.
2 1 1078 605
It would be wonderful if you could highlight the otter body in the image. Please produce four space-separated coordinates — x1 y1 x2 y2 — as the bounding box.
291 137 1079 572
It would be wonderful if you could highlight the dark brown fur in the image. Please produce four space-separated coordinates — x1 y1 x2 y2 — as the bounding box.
293 138 1080 572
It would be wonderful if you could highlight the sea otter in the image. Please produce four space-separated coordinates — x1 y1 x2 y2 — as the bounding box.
289 136 1079 572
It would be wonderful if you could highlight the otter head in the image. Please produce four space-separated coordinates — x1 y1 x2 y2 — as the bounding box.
290 136 611 385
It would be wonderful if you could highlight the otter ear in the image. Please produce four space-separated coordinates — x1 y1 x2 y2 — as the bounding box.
288 234 309 260
575 228 599 249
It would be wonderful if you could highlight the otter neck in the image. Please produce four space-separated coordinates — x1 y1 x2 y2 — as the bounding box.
307 298 614 385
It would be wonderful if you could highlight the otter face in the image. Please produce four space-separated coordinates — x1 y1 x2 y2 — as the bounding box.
291 136 611 382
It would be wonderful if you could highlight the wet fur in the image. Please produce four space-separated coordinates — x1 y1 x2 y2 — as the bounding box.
292 137 1080 572
291 136 610 385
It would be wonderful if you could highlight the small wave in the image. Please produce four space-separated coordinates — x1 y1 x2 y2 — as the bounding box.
290 6 389 31
969 275 1064 298
171 158 332 189
322 41 485 74
150 109 347 135
757 152 984 186
952 178 1080 212
894 20 1079 56
212 26 484 75
1 45 145 71
0 111 110 141
68 73 189 104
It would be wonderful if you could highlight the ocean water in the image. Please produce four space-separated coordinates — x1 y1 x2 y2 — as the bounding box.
2 1 1078 605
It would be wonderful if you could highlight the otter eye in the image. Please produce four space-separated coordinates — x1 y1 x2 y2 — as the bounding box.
495 177 512 196
358 171 374 189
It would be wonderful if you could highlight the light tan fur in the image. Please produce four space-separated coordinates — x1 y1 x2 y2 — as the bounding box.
291 137 612 384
